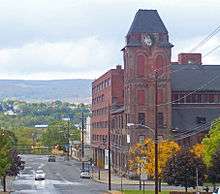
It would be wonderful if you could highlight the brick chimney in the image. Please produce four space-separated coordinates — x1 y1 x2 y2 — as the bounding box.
178 53 202 65
116 65 122 70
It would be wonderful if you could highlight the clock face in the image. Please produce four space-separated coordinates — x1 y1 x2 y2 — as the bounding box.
143 35 153 46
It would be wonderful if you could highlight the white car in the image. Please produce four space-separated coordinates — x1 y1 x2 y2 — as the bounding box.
213 188 220 194
35 170 46 180
80 171 91 179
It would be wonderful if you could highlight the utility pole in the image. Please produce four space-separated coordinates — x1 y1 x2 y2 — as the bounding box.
67 119 70 161
154 70 159 194
108 105 111 191
196 167 199 194
81 112 85 170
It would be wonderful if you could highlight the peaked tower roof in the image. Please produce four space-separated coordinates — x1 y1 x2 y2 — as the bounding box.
127 9 168 35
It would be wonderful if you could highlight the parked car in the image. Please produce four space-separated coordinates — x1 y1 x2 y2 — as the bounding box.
48 155 56 162
35 170 46 180
213 188 220 194
80 169 91 179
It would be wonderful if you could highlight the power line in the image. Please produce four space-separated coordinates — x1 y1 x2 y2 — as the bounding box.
203 44 220 58
190 25 220 53
155 40 220 107
158 73 220 107
174 127 209 141
173 120 220 140
173 122 211 137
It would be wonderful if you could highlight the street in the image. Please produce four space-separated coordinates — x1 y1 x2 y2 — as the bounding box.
12 155 107 194
11 155 183 194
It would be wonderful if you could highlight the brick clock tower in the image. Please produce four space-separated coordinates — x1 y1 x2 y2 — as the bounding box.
123 10 173 145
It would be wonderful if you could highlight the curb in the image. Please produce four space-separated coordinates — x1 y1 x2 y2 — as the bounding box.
92 177 155 185
102 191 124 194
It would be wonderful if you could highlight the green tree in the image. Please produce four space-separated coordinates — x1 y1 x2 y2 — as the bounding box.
2 149 25 192
202 119 220 166
0 129 17 192
41 120 80 148
207 146 220 189
163 148 206 192
13 127 35 147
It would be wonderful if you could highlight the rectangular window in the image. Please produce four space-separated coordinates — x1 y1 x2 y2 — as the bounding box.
139 135 145 144
197 94 202 103
186 95 191 103
192 94 196 103
112 119 115 129
172 94 178 102
203 94 208 103
158 89 163 104
157 112 164 128
137 90 145 105
121 115 124 129
179 94 184 103
209 94 214 103
218 94 220 103
138 113 145 125
137 55 145 76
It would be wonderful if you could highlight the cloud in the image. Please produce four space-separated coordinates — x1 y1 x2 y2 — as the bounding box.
0 36 120 79
0 0 219 79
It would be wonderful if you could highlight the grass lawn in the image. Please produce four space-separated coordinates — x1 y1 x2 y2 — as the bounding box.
123 190 170 194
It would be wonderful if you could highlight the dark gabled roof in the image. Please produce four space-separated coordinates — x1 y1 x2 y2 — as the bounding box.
171 64 220 91
172 104 220 133
127 9 168 35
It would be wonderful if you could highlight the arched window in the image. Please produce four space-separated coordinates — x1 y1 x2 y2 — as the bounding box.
155 55 164 74
137 90 145 105
137 55 145 76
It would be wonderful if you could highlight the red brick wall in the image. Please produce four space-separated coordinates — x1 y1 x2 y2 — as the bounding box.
178 53 202 65
91 67 124 149
123 33 172 146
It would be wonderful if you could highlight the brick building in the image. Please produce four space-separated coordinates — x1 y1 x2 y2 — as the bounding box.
91 9 220 171
91 65 124 168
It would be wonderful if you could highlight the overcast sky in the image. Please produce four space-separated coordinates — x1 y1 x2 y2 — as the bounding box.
0 0 219 80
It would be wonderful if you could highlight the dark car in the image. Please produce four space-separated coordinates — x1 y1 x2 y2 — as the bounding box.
48 155 56 162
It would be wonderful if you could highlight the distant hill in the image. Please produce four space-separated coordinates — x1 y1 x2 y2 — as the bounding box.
0 79 93 103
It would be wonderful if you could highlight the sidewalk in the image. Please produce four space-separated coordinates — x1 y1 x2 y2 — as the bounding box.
92 169 155 185
103 191 123 194
0 176 14 193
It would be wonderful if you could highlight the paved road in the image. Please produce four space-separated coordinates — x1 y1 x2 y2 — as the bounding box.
12 155 107 194
11 155 183 194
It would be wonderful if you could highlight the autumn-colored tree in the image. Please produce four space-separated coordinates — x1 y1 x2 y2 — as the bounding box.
128 142 146 175
191 143 205 159
128 138 180 179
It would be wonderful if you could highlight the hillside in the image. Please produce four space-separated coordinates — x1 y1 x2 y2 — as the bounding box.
0 79 93 103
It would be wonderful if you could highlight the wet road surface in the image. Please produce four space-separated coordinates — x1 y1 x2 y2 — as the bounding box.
12 155 106 194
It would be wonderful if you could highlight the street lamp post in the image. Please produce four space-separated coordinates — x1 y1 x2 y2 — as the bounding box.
127 122 158 194
108 106 111 191
62 118 70 161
